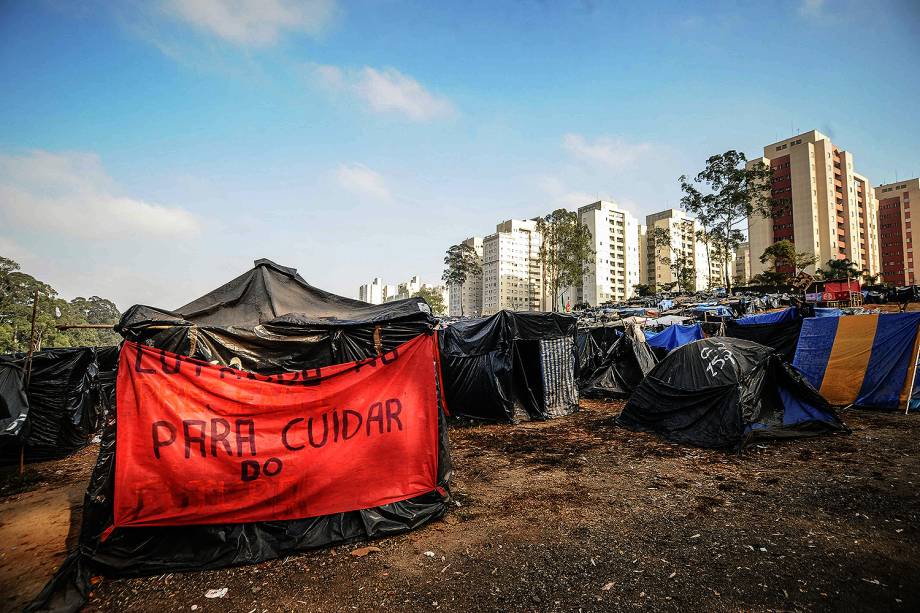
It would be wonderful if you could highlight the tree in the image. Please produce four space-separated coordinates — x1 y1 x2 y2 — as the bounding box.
442 243 481 316
758 239 817 284
750 270 789 286
680 150 776 293
816 258 862 280
649 227 696 293
0 256 121 353
412 287 447 316
862 272 880 285
536 209 595 311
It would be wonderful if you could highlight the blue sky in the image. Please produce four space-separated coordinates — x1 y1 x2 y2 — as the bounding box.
1 0 918 309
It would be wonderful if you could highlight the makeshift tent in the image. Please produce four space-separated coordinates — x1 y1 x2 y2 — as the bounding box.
0 358 27 423
618 338 846 449
644 323 703 354
724 316 803 363
736 307 798 325
580 327 656 399
693 305 733 318
0 347 113 464
439 310 578 422
645 315 692 327
815 308 843 318
793 313 920 410
30 259 451 613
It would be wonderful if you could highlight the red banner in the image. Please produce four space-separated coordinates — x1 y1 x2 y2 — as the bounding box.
114 334 440 527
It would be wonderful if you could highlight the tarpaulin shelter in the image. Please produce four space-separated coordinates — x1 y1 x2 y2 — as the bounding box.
735 307 798 325
692 305 734 318
29 259 451 613
580 327 656 399
0 358 27 423
618 338 846 449
644 323 703 356
0 347 113 464
439 310 578 422
724 313 803 363
792 313 920 410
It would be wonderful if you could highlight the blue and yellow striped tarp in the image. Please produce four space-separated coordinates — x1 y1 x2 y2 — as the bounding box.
793 313 920 410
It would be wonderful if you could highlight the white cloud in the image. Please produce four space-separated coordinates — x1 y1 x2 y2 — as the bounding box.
334 163 392 201
311 64 455 122
798 0 825 17
161 0 338 46
562 133 653 170
0 150 200 240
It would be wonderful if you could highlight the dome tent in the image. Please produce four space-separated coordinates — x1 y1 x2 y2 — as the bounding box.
618 337 846 449
580 326 657 399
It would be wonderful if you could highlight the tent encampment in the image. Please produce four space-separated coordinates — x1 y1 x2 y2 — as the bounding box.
618 337 846 449
793 313 920 410
30 259 452 613
580 327 657 399
0 347 113 463
439 310 578 422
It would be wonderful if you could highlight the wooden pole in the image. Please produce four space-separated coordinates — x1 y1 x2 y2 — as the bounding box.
21 290 39 475
54 323 115 330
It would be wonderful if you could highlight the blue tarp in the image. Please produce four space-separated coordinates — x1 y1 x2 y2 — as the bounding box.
693 305 733 317
657 299 674 311
644 324 703 352
736 307 798 326
814 308 842 318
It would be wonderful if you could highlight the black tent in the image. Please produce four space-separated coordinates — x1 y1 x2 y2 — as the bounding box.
0 347 113 464
723 318 803 363
30 259 451 613
439 310 578 422
0 358 27 423
618 337 846 449
580 328 657 399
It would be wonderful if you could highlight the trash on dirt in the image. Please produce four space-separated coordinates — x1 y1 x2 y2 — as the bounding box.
204 588 228 598
350 546 381 558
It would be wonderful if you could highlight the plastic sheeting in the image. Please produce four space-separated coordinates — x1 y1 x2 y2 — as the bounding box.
618 338 846 449
724 317 803 363
439 311 578 422
0 347 116 464
644 324 703 352
28 260 449 613
580 328 657 399
736 307 798 325
793 313 920 410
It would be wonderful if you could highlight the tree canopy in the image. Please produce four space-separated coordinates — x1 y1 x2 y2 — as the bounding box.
816 258 863 280
680 150 775 292
442 243 481 316
0 256 121 353
412 287 447 316
536 209 594 311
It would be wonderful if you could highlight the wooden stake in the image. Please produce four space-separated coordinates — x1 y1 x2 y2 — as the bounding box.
21 290 39 475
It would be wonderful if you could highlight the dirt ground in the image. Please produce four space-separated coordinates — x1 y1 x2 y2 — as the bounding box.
1 401 918 612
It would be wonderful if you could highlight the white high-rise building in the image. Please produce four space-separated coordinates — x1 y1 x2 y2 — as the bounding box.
358 277 384 304
577 201 642 305
482 220 544 315
447 237 484 317
385 275 422 302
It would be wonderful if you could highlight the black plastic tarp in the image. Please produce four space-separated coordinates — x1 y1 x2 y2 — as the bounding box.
0 347 116 463
618 337 846 450
116 260 433 373
723 317 803 363
580 328 657 399
440 310 578 422
0 358 27 423
29 260 450 613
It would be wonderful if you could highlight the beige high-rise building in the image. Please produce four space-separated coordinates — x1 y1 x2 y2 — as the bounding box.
747 130 880 279
577 201 642 305
734 242 752 284
876 178 920 286
482 220 544 315
644 209 730 291
447 236 484 316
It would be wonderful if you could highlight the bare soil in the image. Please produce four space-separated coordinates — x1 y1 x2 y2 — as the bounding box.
1 401 918 612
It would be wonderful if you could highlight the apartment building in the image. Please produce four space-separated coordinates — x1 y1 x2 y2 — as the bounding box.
734 242 752 284
482 219 544 315
385 275 421 302
644 209 730 291
447 236 484 317
876 178 920 285
747 130 880 278
578 201 641 305
358 277 383 304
